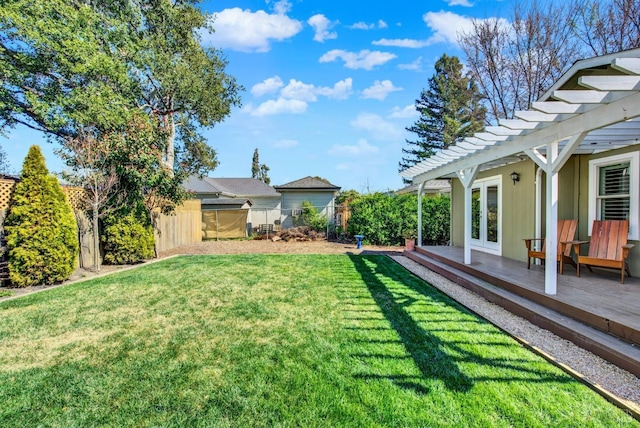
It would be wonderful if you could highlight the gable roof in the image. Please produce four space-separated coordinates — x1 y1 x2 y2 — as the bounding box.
184 176 279 198
401 48 640 183
274 176 341 191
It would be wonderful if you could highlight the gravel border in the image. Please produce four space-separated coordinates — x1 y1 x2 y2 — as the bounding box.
391 255 640 416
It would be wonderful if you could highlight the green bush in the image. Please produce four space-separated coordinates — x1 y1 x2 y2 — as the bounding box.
102 211 155 264
5 146 79 287
293 200 329 231
346 193 450 246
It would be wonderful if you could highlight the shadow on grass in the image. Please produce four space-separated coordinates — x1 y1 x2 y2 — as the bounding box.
346 255 573 395
347 254 473 394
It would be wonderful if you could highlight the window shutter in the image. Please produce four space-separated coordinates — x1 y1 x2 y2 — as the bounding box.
598 162 630 220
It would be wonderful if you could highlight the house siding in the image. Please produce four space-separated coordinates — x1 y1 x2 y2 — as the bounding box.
246 196 282 230
451 160 536 262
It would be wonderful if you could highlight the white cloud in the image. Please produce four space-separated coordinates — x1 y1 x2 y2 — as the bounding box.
422 10 480 46
389 105 419 119
448 0 473 6
398 56 423 71
270 0 292 14
250 98 307 116
251 76 284 97
281 79 318 101
372 38 431 48
361 80 403 101
349 20 387 30
272 139 299 149
203 8 302 52
349 21 374 30
319 49 396 70
328 139 379 156
351 113 403 141
308 14 337 42
316 78 353 100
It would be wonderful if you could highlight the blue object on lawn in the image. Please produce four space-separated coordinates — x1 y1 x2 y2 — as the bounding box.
355 235 364 249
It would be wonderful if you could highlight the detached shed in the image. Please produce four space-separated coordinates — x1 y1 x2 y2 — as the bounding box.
274 176 341 228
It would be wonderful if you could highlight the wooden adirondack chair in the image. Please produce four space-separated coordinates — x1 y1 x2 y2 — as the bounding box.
571 220 634 283
524 219 578 274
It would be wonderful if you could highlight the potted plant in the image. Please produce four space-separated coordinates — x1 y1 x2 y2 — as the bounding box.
402 229 416 251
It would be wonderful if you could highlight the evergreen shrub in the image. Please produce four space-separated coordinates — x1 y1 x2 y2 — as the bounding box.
4 146 79 287
102 210 155 264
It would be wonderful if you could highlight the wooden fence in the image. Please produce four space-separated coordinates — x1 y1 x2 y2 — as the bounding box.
0 177 203 268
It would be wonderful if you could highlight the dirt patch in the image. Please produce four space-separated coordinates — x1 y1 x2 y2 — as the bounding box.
0 240 404 302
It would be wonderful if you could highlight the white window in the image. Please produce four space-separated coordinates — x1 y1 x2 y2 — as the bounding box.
589 151 639 240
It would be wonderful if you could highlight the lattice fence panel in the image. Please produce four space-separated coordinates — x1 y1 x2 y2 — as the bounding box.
0 180 16 210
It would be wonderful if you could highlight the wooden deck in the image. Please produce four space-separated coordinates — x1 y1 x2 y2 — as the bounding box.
405 246 640 376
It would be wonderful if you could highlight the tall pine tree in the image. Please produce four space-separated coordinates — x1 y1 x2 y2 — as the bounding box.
399 54 486 178
251 148 271 185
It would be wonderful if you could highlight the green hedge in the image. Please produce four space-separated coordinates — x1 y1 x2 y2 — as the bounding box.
346 193 450 246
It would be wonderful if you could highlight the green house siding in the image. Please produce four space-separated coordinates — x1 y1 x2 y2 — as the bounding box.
451 160 538 262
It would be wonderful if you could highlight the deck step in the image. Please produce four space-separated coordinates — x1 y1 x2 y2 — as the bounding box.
405 250 640 378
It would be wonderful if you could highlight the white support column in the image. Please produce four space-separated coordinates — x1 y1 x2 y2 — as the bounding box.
417 182 425 247
457 166 479 265
545 142 559 295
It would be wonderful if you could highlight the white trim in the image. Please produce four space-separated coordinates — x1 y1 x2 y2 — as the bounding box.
588 151 639 240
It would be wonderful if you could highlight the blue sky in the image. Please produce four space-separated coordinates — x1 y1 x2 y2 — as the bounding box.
1 0 509 192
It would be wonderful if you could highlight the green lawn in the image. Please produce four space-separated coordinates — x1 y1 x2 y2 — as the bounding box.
0 254 636 427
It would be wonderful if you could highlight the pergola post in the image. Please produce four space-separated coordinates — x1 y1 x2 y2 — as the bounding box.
457 166 479 265
545 142 559 295
525 132 587 295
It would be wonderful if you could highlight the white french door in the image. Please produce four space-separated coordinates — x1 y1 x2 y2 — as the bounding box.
470 177 501 255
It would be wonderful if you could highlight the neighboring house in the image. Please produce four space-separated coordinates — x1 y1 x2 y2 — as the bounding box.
395 180 451 196
401 48 640 295
184 176 281 237
274 176 341 228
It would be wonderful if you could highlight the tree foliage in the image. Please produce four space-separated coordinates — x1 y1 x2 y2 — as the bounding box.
4 146 78 287
400 54 486 175
251 148 270 185
0 0 241 222
459 0 640 123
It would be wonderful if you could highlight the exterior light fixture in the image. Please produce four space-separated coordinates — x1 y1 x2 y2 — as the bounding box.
510 171 520 185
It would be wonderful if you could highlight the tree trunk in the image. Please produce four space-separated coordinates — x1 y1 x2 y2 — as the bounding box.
163 112 175 173
92 202 100 272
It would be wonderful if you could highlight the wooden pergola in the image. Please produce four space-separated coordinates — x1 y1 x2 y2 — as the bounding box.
401 49 640 295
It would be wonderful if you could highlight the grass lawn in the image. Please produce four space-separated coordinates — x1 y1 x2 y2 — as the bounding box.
0 254 637 427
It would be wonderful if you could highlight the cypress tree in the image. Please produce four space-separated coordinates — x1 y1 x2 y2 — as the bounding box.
4 145 79 287
399 54 486 178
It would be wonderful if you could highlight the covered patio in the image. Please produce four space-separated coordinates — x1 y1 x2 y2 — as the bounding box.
402 48 640 296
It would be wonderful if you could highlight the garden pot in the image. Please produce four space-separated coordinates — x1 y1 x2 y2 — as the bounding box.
404 238 415 251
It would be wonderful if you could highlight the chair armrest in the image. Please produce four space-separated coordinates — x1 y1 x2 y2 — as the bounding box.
569 240 589 256
622 243 635 259
523 237 544 251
